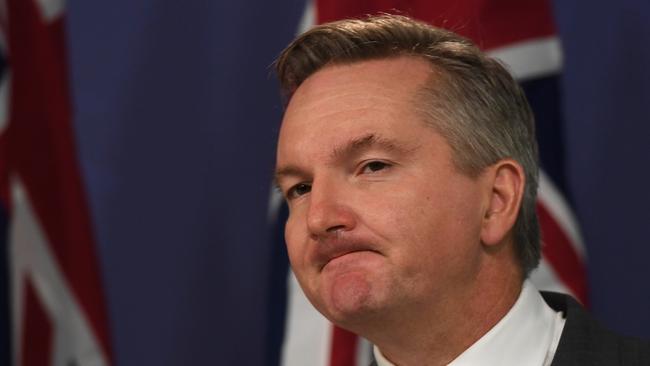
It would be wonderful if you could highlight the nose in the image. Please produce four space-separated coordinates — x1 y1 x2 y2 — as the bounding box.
306 180 357 239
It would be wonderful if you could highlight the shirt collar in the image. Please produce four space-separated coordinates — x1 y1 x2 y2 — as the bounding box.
373 280 563 366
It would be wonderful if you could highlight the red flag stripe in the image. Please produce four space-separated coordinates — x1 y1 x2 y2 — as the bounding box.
316 0 556 50
6 0 113 360
537 201 588 305
330 326 359 366
20 277 53 366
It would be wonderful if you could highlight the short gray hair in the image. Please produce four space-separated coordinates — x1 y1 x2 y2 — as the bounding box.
275 14 541 276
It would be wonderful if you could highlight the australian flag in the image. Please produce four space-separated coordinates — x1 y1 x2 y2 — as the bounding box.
1 0 648 365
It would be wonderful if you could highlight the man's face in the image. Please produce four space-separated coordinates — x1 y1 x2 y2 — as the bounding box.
275 57 491 328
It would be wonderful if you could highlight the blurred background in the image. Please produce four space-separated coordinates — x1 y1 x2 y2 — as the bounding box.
1 0 649 365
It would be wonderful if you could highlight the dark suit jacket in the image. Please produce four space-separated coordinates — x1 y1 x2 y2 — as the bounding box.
543 291 650 366
369 292 650 366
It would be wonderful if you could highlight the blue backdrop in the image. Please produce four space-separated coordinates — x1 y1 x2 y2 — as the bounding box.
554 0 650 340
63 0 649 364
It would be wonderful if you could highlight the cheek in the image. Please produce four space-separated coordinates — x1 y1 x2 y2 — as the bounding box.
376 181 482 273
284 214 307 269
359 188 440 268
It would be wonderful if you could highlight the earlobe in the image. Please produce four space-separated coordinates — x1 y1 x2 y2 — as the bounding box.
480 159 525 246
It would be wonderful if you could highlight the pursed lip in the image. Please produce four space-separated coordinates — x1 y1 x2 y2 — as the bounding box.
313 240 381 272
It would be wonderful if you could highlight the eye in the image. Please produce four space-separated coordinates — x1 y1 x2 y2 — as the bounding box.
360 160 391 174
286 182 312 199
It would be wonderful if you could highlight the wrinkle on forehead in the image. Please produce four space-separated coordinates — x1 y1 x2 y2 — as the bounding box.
277 56 439 173
329 133 416 162
285 56 434 117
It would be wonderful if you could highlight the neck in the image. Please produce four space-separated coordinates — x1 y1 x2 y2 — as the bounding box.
367 261 522 366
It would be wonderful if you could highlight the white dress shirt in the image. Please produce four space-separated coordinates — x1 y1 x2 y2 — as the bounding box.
373 281 566 366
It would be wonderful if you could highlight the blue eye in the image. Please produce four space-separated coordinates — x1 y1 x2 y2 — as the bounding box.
287 183 311 199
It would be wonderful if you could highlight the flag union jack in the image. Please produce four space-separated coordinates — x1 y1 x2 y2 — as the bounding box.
0 0 112 364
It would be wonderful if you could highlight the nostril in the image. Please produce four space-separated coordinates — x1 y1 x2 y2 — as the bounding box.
306 198 357 237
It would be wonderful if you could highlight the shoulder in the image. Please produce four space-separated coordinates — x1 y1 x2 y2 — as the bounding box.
541 291 650 366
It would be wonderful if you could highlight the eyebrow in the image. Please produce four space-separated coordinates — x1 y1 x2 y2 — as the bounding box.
274 133 413 188
330 133 408 161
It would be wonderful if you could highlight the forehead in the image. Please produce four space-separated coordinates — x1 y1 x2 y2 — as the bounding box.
286 56 432 116
278 57 435 155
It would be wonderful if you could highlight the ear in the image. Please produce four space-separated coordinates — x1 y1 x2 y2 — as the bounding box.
480 159 525 247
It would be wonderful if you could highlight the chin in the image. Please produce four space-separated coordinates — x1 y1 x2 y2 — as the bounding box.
317 270 386 327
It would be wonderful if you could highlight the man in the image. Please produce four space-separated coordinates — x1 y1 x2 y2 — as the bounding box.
273 15 648 366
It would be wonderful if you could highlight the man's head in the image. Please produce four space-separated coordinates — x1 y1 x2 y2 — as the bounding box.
274 15 540 334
